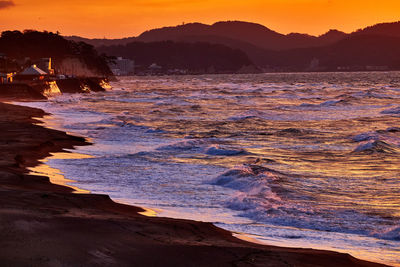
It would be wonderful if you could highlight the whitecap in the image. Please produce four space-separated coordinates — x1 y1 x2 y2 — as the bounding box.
205 145 248 156
381 106 400 115
352 132 379 142
373 226 400 241
353 140 399 154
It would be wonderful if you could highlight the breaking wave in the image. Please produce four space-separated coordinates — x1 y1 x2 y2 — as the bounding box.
382 106 400 115
353 140 399 154
373 226 400 241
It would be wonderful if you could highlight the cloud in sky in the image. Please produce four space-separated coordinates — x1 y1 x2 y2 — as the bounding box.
0 1 14 9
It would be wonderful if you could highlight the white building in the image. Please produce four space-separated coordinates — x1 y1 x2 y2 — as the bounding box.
109 57 135 76
19 65 48 76
16 65 48 81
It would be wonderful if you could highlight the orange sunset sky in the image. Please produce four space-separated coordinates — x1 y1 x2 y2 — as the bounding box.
0 0 400 38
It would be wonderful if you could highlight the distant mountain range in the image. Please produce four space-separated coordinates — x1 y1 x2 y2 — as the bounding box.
66 21 400 71
66 21 351 50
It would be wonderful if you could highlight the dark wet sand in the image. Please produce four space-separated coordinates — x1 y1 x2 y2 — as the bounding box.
0 101 387 266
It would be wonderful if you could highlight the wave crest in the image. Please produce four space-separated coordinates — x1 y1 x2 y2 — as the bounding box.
353 140 399 154
381 106 400 115
373 226 400 241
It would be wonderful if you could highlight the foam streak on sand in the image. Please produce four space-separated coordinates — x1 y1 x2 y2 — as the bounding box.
17 72 400 266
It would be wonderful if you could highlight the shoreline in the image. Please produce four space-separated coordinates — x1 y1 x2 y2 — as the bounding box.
21 113 269 247
27 143 270 248
28 151 93 194
0 101 387 266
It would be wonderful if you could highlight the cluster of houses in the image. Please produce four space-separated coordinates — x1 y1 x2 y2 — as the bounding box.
0 56 55 84
108 57 165 76
1 53 190 80
109 57 135 76
108 57 188 76
0 72 13 84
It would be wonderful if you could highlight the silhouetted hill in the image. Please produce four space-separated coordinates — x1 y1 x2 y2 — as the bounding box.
353 21 400 37
65 20 400 52
67 35 137 47
321 34 400 69
255 34 400 70
66 20 400 72
0 30 113 76
318 30 348 44
136 21 346 51
98 41 257 74
135 21 400 70
74 21 348 68
66 21 346 51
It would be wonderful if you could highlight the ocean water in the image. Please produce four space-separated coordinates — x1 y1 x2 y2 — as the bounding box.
23 72 400 266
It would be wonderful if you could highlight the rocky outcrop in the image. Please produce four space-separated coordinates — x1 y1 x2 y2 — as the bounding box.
56 78 109 94
31 81 62 98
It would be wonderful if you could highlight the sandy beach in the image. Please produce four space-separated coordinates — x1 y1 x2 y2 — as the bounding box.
0 101 387 267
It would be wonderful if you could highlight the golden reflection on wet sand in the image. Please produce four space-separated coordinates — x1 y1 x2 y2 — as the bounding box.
28 152 93 194
28 110 162 217
138 207 159 217
232 233 267 245
114 198 160 217
32 114 94 143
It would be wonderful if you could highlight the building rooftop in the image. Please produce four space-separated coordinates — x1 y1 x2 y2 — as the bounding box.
19 65 47 75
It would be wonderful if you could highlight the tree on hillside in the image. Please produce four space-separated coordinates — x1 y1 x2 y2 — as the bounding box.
0 30 113 77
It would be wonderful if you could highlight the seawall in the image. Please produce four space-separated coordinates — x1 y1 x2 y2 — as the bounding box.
0 77 110 101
